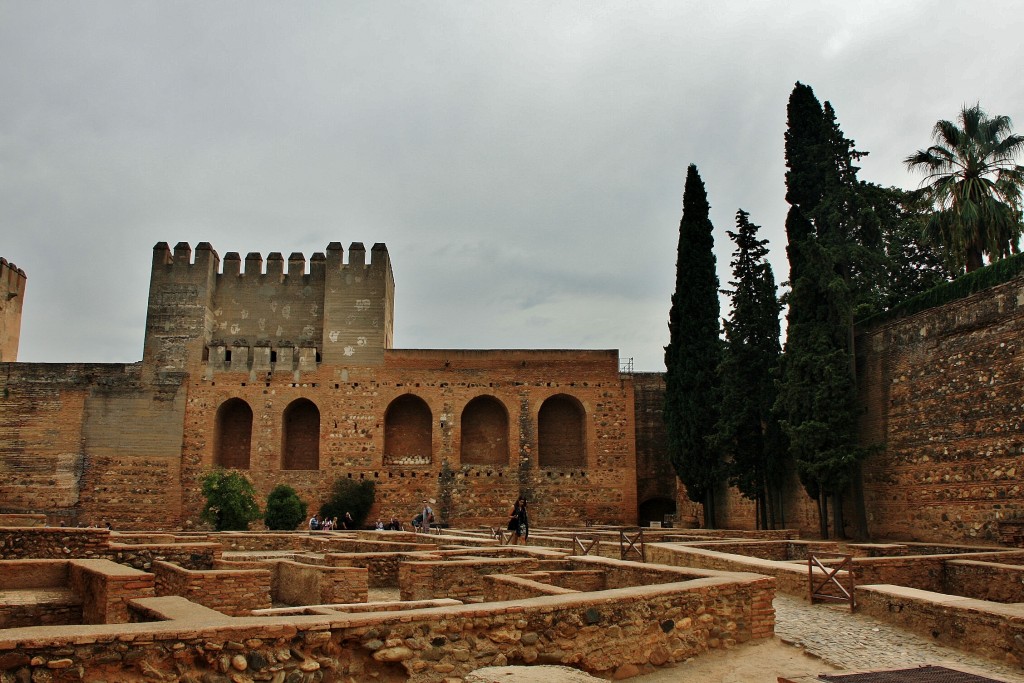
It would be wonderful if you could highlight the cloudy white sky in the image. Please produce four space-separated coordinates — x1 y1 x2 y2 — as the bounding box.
2 2 1022 371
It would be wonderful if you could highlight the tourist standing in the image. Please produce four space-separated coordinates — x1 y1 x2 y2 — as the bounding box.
509 497 529 545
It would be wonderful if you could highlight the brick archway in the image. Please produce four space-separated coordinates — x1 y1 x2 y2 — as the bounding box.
460 395 509 466
214 398 252 469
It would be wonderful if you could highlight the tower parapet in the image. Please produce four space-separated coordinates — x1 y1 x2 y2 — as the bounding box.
321 242 394 366
143 242 219 381
0 258 27 362
141 241 394 379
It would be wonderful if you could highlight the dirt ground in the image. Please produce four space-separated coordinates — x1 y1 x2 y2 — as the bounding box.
631 638 839 682
468 638 839 682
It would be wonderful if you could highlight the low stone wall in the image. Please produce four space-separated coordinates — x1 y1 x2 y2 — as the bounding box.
0 572 775 682
68 559 156 624
153 561 271 616
528 570 605 592
0 559 154 628
0 528 111 559
647 543 816 597
399 557 541 601
484 574 579 601
276 560 367 606
107 541 221 571
0 561 78 629
0 515 46 528
328 551 437 588
856 584 1024 666
849 550 1024 593
944 559 1024 603
192 531 439 554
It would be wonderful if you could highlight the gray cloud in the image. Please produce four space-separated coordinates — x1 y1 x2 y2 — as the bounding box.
2 1 1022 370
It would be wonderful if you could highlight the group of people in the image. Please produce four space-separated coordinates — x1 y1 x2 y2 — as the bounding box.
375 516 402 531
305 496 531 541
308 512 353 530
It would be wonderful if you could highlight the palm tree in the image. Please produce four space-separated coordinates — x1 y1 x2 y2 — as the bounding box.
904 104 1024 272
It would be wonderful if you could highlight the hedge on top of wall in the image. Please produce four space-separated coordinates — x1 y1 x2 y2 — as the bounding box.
859 252 1024 330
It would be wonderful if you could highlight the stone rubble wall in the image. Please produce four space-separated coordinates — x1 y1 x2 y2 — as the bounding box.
856 583 1024 667
400 557 541 601
942 559 1024 603
0 573 775 682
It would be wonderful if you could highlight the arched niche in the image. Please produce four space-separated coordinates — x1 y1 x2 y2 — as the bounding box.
538 394 586 468
460 395 509 466
282 398 320 470
214 398 252 469
384 394 432 466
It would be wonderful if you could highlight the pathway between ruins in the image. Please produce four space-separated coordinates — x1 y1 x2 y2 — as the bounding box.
773 593 1024 682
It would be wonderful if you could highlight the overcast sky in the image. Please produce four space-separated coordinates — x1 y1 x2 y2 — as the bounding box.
2 2 1022 371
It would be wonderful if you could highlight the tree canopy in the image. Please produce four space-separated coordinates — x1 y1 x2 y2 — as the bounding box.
905 104 1024 273
200 469 262 532
715 209 783 529
664 163 722 527
776 82 876 538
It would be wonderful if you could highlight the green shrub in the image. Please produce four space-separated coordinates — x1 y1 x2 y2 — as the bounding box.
200 469 261 531
319 478 375 529
264 484 308 531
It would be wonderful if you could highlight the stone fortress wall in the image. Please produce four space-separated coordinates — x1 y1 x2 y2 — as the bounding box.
711 272 1024 544
0 242 638 530
5 240 1024 543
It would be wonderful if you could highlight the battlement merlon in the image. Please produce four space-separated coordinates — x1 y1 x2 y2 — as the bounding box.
155 242 387 278
0 258 28 298
0 257 27 363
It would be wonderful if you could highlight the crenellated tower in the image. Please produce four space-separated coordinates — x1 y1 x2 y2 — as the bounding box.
0 257 27 362
141 241 394 380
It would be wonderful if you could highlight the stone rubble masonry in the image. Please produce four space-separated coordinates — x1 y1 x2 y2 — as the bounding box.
855 583 1024 667
855 274 1024 543
0 566 775 682
709 273 1024 544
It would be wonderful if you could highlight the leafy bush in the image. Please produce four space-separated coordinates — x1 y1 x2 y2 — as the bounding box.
200 469 261 531
264 484 308 531
319 478 375 529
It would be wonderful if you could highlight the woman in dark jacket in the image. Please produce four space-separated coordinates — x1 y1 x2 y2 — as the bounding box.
508 497 529 545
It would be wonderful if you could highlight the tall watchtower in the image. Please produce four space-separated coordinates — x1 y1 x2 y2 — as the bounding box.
142 241 394 380
0 258 27 362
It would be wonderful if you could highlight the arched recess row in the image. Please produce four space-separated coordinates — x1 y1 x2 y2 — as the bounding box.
212 392 587 471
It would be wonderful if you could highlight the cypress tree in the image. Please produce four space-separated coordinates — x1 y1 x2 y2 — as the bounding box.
776 83 878 539
715 209 783 529
664 164 722 528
